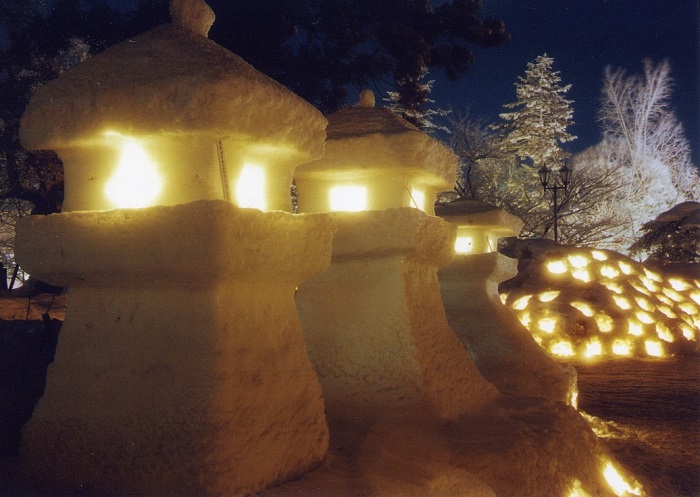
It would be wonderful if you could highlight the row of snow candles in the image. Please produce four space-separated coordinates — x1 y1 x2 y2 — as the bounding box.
501 249 700 360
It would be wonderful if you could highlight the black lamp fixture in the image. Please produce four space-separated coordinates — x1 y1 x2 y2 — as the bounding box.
538 160 572 243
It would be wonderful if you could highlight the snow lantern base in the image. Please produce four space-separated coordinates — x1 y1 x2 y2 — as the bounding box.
438 252 576 403
15 200 333 497
296 208 499 422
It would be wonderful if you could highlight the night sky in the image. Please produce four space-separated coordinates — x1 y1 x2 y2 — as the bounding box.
435 0 700 163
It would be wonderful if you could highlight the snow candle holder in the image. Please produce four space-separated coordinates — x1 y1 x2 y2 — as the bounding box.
435 200 576 404
15 1 332 495
295 93 499 421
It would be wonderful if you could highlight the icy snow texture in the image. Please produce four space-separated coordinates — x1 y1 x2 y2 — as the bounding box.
436 200 576 403
296 208 499 421
295 97 456 216
15 200 333 496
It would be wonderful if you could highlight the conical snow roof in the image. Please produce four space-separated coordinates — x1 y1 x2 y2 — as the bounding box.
435 199 523 234
20 0 326 162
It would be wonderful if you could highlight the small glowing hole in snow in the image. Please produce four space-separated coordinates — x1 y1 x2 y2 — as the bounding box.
600 265 620 278
499 292 508 305
409 187 425 212
613 296 631 310
519 312 531 327
571 301 595 317
690 291 700 305
656 294 674 306
680 323 696 341
634 311 653 325
105 138 162 208
532 333 543 344
594 313 614 332
662 287 683 303
547 260 568 274
644 268 663 282
572 268 591 282
538 317 557 334
604 282 624 294
454 236 473 254
538 290 560 302
628 320 644 336
329 185 367 212
236 164 267 210
634 296 655 312
569 388 579 410
584 339 602 358
591 250 608 261
644 340 664 357
656 304 677 319
668 278 691 292
679 302 698 315
612 339 632 356
638 277 658 293
618 261 634 275
550 340 575 357
602 461 642 496
512 295 532 310
655 323 675 342
568 254 590 268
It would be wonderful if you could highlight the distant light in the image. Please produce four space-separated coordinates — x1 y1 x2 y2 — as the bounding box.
329 185 367 212
236 164 267 210
454 236 474 254
105 138 162 208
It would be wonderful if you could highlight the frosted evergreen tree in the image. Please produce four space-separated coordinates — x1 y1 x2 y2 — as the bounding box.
499 54 576 166
385 67 449 133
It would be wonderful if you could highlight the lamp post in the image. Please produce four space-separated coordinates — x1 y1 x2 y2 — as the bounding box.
538 161 572 242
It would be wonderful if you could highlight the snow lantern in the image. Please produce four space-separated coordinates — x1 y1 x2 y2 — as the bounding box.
435 199 576 404
294 90 455 215
15 1 333 495
295 100 499 422
20 0 325 212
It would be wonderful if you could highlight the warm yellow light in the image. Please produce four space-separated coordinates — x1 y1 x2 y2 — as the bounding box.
613 295 631 310
668 278 692 292
572 268 592 282
454 236 474 254
639 277 659 293
618 261 634 275
690 291 700 306
538 317 557 334
612 339 632 356
105 139 162 208
643 268 663 282
644 340 664 357
551 340 575 357
329 185 367 212
657 294 674 306
236 164 267 210
499 292 508 305
409 187 425 212
656 304 677 319
594 313 614 332
634 311 654 325
628 320 644 336
681 323 696 341
585 338 603 358
568 479 590 497
662 287 683 303
538 290 560 302
600 265 620 279
602 461 642 496
679 302 698 315
570 388 579 410
532 334 543 345
519 312 531 327
571 301 595 317
655 323 675 343
568 254 590 268
634 296 655 312
547 260 567 274
604 282 624 294
591 250 608 261
512 295 532 311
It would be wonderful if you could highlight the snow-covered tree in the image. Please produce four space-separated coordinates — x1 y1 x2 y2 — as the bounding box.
385 67 450 133
499 54 576 166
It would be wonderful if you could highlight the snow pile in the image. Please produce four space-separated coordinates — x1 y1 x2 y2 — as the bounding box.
15 200 335 496
500 239 700 360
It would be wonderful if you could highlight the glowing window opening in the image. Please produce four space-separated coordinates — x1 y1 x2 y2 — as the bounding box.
105 138 162 209
547 260 567 274
454 236 473 254
236 164 267 210
409 187 425 212
329 186 367 212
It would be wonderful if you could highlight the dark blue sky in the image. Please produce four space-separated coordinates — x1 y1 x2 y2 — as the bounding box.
434 0 700 163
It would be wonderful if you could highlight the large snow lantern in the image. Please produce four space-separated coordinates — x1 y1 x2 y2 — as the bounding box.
19 0 324 212
435 199 576 404
294 98 499 422
15 1 332 495
294 90 455 215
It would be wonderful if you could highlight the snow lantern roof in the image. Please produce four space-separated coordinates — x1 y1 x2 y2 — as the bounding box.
19 0 326 163
435 199 523 234
297 90 456 189
645 201 700 228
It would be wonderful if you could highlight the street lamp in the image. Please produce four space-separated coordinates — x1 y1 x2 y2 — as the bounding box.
538 161 572 242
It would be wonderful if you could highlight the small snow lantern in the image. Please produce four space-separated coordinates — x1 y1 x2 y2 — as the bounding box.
436 199 576 404
294 90 455 215
20 0 325 212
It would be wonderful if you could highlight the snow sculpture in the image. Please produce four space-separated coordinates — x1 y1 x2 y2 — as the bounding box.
295 93 499 421
436 199 576 404
15 1 332 495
